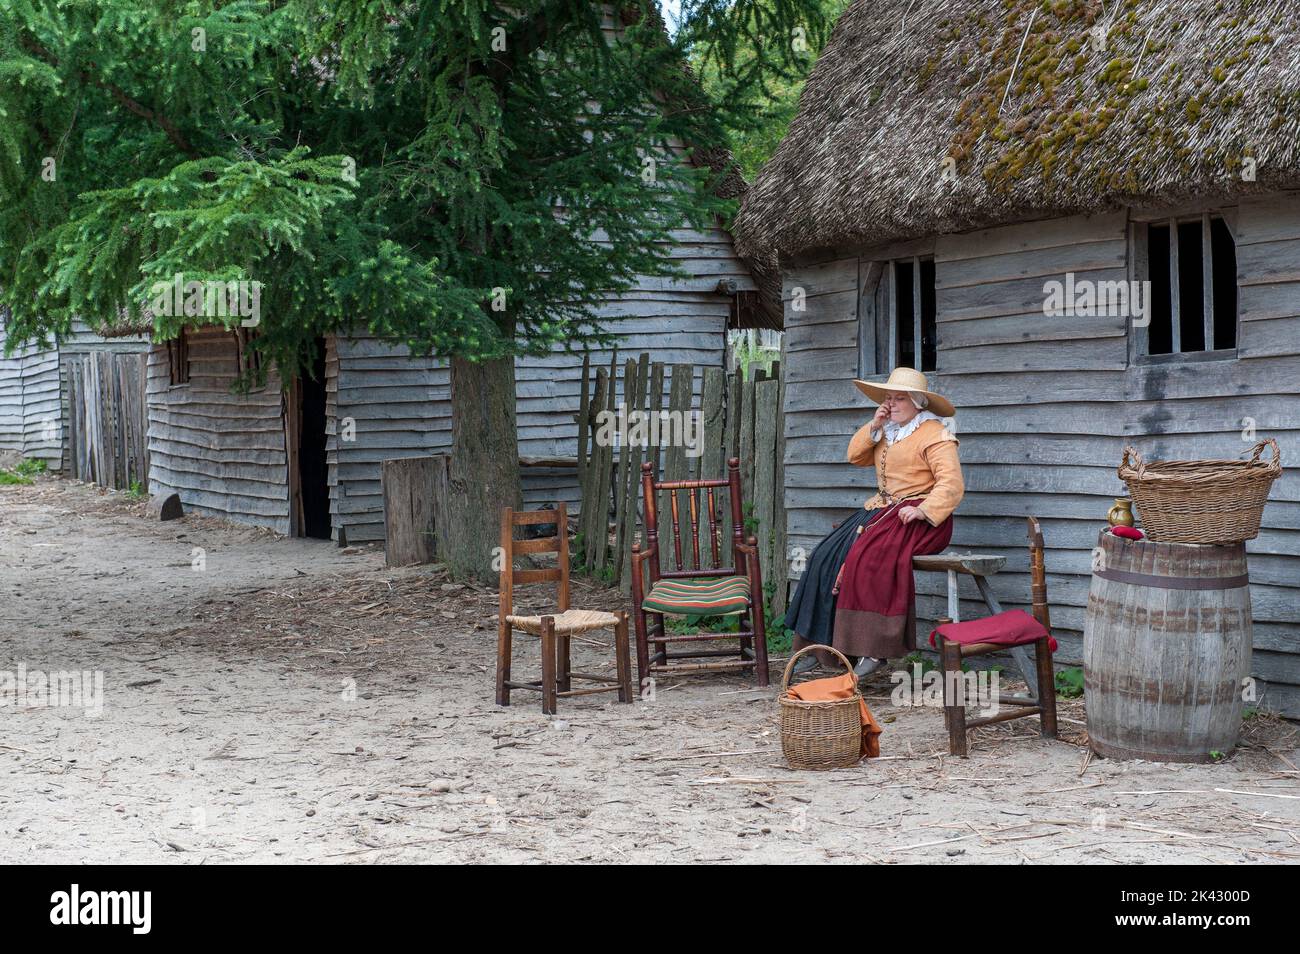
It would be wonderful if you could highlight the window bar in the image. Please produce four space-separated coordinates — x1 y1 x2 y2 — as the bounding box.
912 256 923 370
1129 221 1149 359
1202 213 1214 351
1168 217 1181 353
888 260 898 367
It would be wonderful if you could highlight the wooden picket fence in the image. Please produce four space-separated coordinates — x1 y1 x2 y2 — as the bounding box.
574 351 788 615
65 351 150 490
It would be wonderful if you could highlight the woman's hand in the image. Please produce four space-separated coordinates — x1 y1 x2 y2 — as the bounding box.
898 505 928 525
871 404 890 429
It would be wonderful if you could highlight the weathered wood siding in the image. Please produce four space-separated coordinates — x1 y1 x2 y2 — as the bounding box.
146 326 290 532
512 286 732 505
328 333 445 544
57 319 151 473
1 319 151 472
782 200 1300 717
326 225 742 543
0 321 62 468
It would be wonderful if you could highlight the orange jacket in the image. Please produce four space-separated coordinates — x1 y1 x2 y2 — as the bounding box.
846 417 964 525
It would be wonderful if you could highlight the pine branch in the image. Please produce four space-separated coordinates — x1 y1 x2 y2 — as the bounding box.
18 32 199 159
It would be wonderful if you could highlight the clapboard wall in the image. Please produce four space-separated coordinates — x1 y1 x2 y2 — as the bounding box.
146 326 291 533
142 264 741 549
328 333 445 545
781 199 1300 718
326 225 746 544
0 321 62 468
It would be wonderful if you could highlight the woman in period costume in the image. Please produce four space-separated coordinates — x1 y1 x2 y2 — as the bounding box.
785 367 964 678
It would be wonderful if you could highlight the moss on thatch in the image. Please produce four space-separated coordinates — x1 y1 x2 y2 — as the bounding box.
736 0 1300 262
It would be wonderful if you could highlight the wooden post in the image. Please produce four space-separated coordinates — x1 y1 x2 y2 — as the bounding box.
496 506 514 707
940 635 968 757
615 612 632 704
644 359 665 578
726 370 742 466
592 367 617 577
739 376 756 511
381 456 437 566
612 357 638 585
697 366 726 567
771 355 788 617
430 453 452 560
575 351 591 496
541 616 558 715
660 364 693 573
619 353 650 593
581 369 608 571
753 379 779 589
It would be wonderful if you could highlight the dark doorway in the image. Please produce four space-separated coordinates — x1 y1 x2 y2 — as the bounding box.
296 341 332 540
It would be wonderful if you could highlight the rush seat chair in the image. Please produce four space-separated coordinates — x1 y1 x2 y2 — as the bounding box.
929 517 1059 756
630 458 769 688
495 503 633 714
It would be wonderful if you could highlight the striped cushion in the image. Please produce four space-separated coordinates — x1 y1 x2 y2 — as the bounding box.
642 576 751 616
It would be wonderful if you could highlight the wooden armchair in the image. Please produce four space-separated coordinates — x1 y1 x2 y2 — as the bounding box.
630 457 769 689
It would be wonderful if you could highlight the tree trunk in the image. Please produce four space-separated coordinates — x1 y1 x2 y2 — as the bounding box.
445 354 520 581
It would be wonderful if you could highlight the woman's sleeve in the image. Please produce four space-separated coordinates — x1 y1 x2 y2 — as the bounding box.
917 438 964 525
846 422 881 467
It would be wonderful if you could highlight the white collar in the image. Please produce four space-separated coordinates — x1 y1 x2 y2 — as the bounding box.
881 410 943 446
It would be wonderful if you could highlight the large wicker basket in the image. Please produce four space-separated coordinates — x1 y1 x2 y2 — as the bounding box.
779 646 863 771
1118 439 1281 544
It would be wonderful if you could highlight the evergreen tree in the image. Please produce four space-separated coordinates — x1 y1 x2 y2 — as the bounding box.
0 0 830 578
695 0 848 179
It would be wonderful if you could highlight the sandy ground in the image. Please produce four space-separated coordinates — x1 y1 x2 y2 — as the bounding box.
0 477 1297 864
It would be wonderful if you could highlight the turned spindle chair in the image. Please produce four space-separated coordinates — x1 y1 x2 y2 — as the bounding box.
495 503 633 714
930 516 1059 757
630 457 769 688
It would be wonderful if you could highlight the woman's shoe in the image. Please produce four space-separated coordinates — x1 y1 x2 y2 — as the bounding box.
853 656 885 679
790 653 820 676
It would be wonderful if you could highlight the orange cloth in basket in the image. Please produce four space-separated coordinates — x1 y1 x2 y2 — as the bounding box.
786 673 883 759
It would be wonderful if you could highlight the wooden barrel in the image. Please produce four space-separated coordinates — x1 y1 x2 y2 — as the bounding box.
1083 530 1251 763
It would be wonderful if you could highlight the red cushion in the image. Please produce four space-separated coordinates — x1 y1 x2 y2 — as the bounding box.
1111 526 1144 540
929 609 1057 652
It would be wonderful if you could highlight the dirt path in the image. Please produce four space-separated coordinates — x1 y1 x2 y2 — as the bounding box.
1 478 1297 864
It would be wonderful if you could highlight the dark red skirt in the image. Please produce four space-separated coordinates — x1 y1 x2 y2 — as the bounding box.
830 501 953 659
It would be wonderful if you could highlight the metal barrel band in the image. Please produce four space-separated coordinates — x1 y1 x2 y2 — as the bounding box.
1093 567 1250 591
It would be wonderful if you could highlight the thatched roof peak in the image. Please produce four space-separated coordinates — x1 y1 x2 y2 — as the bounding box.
736 0 1300 263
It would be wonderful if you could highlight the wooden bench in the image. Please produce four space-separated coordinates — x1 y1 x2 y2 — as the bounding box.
912 552 1040 698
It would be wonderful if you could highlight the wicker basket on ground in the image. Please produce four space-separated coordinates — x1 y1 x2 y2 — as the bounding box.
779 646 863 771
1118 439 1281 544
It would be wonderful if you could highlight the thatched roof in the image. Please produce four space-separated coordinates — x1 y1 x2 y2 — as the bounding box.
696 149 783 329
96 310 154 338
736 0 1300 263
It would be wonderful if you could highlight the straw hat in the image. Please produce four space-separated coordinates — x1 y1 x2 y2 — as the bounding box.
853 367 955 418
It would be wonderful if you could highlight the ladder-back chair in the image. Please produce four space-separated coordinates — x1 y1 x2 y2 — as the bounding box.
630 457 769 688
930 516 1059 756
495 503 633 714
